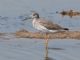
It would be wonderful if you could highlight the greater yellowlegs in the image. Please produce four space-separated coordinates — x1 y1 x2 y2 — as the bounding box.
23 12 69 59
30 12 69 32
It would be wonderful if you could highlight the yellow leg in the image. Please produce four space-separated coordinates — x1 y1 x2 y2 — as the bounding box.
45 33 49 60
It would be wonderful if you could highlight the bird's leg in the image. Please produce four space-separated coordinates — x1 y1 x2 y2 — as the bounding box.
44 33 49 60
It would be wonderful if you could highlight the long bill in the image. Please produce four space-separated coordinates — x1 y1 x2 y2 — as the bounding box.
22 17 32 21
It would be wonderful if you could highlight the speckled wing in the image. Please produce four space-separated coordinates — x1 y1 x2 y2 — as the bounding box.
37 18 63 30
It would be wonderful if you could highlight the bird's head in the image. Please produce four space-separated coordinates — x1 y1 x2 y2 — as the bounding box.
31 12 39 19
22 12 39 21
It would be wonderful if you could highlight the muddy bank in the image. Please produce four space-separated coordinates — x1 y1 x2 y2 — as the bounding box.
15 30 80 39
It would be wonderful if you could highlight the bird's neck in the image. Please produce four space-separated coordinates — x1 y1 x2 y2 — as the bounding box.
32 18 38 26
32 18 39 24
33 18 37 22
33 18 39 20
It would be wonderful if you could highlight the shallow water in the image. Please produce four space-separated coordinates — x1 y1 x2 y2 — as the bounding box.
0 0 80 32
0 38 80 60
0 1 80 60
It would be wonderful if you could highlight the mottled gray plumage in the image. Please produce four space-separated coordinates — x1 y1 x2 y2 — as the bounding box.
24 12 69 32
31 12 69 32
35 18 65 30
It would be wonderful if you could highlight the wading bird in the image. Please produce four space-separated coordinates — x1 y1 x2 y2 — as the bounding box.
23 11 69 59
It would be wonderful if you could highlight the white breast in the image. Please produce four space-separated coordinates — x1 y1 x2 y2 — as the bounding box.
32 19 48 31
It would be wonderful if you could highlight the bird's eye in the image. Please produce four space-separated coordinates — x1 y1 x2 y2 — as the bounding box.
33 14 35 16
33 14 37 16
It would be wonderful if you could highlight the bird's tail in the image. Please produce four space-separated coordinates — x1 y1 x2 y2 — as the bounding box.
63 28 69 30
